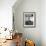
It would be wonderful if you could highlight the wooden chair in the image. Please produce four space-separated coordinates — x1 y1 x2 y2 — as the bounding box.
15 33 23 46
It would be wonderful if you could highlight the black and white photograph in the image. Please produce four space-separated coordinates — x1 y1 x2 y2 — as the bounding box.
23 12 36 28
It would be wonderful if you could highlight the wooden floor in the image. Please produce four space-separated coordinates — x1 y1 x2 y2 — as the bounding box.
0 39 16 46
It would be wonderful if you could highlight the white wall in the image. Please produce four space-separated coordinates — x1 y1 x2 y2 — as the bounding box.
13 0 46 46
0 0 16 30
13 0 41 46
41 0 46 46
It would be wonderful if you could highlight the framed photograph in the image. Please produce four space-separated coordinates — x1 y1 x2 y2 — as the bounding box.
23 12 36 28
